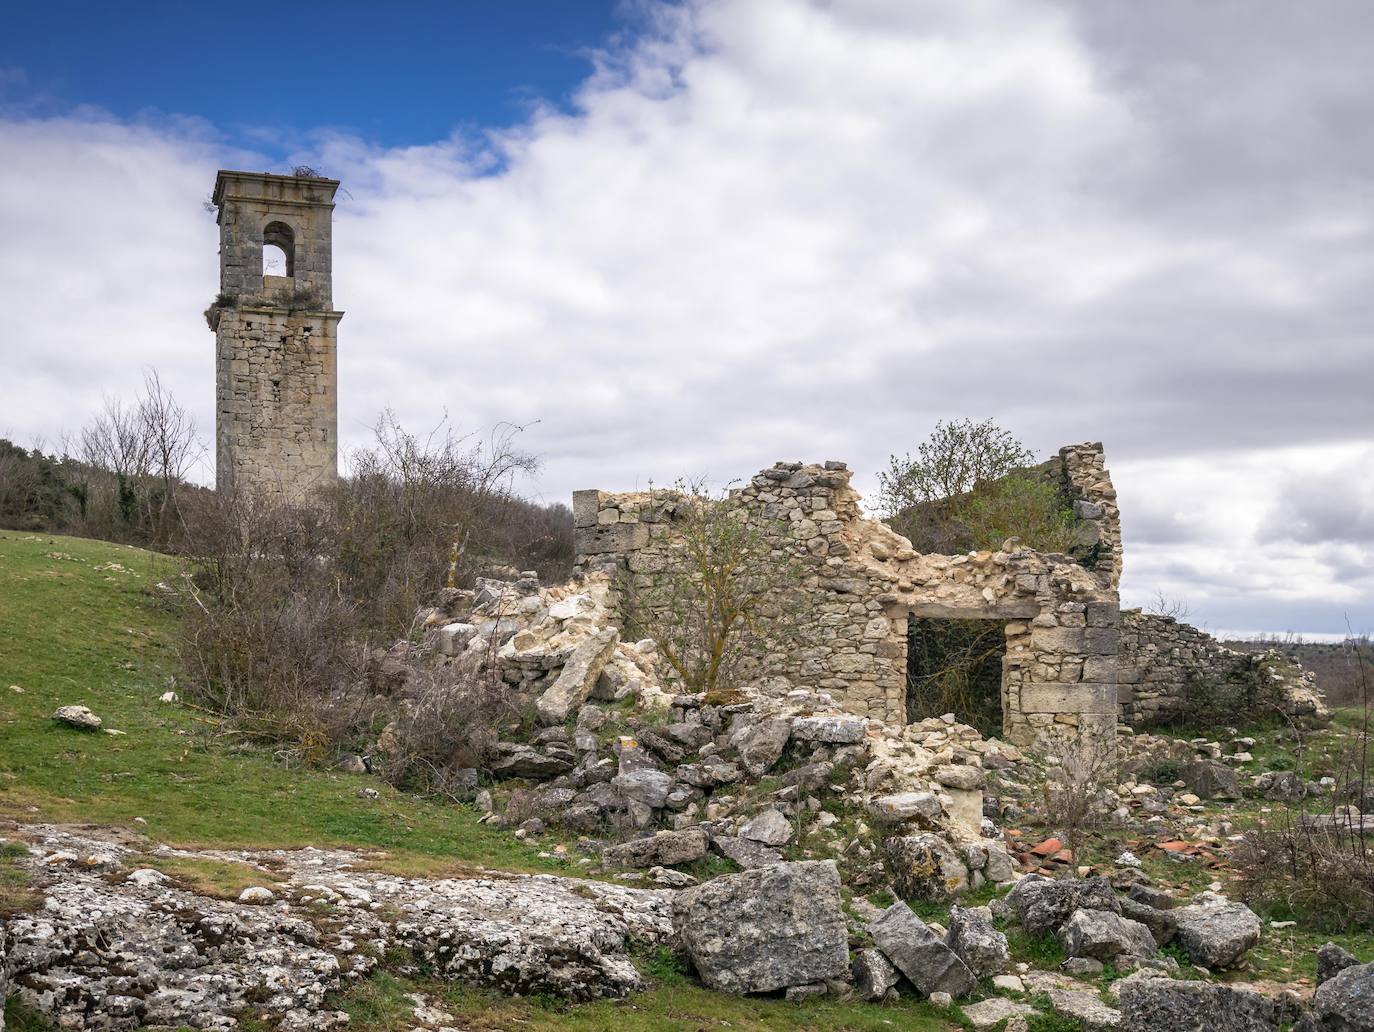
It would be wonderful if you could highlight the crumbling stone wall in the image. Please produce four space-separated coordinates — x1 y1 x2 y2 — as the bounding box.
575 444 1122 745
209 170 342 501
1118 610 1325 727
1060 442 1122 590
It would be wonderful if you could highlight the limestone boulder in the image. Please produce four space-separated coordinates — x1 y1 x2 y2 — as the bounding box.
1048 988 1122 1032
710 835 783 870
791 715 866 744
488 744 574 780
1317 942 1361 985
1304 961 1374 1031
1119 896 1177 946
1182 759 1242 801
733 718 792 777
739 809 792 847
601 829 708 869
946 905 1009 977
883 833 970 900
851 948 900 1002
535 628 619 724
963 998 1039 1029
1057 908 1156 962
611 768 675 809
1119 978 1277 1032
868 791 944 825
1006 874 1120 937
52 705 102 731
868 901 976 999
673 860 849 994
1172 899 1262 969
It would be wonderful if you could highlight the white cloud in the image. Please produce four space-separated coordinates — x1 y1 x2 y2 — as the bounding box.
1 0 1372 634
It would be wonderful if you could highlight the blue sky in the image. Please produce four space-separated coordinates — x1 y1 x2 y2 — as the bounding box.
1 0 1372 636
3 0 628 151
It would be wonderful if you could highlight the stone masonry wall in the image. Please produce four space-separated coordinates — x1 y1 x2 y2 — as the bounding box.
1118 610 1327 727
575 444 1122 745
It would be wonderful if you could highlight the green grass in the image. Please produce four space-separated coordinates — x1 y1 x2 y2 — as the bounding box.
0 532 561 874
330 970 962 1032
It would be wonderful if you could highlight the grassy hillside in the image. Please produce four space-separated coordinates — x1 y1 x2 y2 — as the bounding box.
0 531 555 871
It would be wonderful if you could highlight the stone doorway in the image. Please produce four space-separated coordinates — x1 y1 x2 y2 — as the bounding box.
906 617 1009 737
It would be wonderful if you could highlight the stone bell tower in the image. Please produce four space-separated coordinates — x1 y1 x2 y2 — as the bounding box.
208 170 342 501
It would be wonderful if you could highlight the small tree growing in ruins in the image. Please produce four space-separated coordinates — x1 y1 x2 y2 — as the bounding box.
879 418 1080 556
620 482 809 699
1036 726 1119 864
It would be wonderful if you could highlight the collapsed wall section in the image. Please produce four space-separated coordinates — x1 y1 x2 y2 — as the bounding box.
1118 610 1327 727
575 444 1123 745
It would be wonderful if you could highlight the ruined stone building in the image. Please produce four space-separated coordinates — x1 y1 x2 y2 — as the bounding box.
573 446 1319 743
207 170 342 501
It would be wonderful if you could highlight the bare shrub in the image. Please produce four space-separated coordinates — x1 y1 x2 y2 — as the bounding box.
1036 728 1119 862
373 656 523 797
175 413 562 762
177 492 379 761
1235 622 1374 929
619 481 811 698
1146 589 1190 621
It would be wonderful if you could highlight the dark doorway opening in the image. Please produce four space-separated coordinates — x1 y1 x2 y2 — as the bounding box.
907 618 1006 737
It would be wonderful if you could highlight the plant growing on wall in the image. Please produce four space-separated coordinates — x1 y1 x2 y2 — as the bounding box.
878 418 1080 556
619 481 810 699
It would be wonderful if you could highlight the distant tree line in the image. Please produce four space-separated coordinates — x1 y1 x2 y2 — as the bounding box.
0 371 203 547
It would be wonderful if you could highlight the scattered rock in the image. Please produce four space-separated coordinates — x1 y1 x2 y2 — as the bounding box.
52 705 102 731
1006 874 1120 937
535 628 619 724
1058 908 1156 962
1256 770 1305 802
1304 960 1374 1031
710 834 783 869
946 905 1009 977
851 948 900 1002
791 715 866 744
1063 957 1105 977
489 744 574 780
601 829 708 868
612 768 675 809
933 764 985 791
734 718 792 777
1182 760 1242 801
739 808 792 846
1317 942 1361 985
647 866 697 888
1119 978 1277 1032
869 791 944 825
674 860 849 994
868 901 976 999
1172 899 1262 969
237 886 275 905
1119 896 1178 946
1048 988 1122 1031
963 998 1039 1029
884 832 969 900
